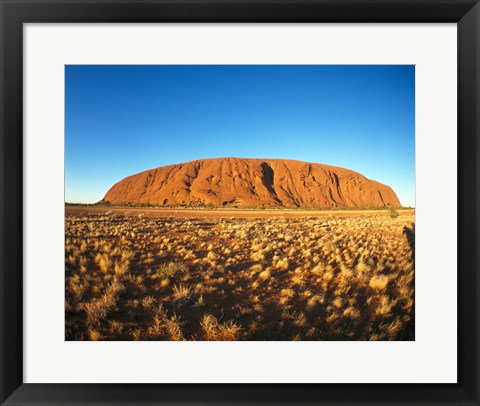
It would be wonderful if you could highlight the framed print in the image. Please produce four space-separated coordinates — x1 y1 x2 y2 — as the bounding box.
1 0 479 405
64 63 416 343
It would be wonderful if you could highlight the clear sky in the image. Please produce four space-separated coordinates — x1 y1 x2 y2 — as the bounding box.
65 65 415 207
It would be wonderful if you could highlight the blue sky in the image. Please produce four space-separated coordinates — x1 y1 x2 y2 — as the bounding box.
65 65 415 207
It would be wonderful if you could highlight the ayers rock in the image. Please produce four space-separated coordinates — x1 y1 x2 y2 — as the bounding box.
103 157 401 208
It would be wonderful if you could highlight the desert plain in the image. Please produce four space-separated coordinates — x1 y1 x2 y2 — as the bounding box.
65 205 415 341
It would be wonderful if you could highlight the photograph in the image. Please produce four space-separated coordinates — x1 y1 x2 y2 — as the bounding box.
65 64 415 341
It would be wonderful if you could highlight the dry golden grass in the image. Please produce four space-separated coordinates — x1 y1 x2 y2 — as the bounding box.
65 211 415 341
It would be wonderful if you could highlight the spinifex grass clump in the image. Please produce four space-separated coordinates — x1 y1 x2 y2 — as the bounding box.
65 212 415 341
157 262 188 279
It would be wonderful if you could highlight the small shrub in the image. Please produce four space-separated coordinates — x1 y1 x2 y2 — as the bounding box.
200 314 241 341
172 284 192 302
157 262 188 279
369 274 390 291
389 206 399 218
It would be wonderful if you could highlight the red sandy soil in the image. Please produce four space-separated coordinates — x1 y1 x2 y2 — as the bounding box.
103 157 401 208
66 205 414 219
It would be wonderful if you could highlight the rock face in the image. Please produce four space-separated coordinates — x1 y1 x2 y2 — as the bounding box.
103 157 401 208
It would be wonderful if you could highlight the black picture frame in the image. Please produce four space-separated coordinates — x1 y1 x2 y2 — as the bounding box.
1 0 479 405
